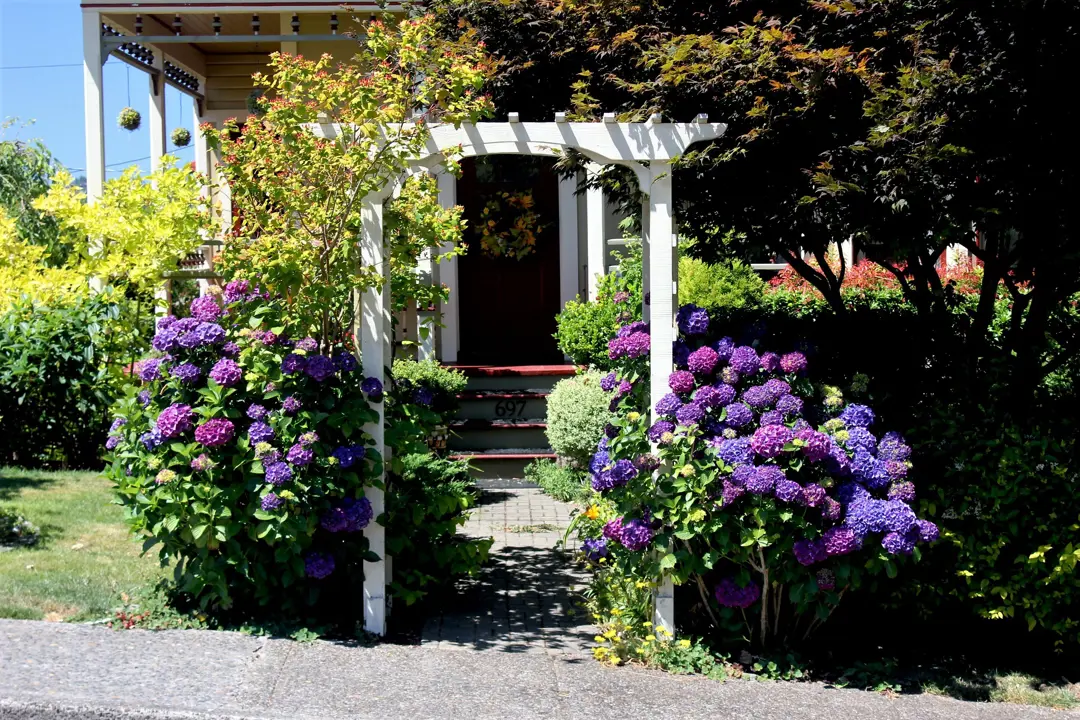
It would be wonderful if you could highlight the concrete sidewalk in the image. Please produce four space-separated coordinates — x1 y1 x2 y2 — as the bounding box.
0 620 1065 720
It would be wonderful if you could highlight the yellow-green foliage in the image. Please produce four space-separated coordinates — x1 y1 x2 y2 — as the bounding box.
678 256 766 311
0 211 84 308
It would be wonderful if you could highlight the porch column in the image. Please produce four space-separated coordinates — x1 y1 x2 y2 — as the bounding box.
436 170 459 363
193 103 210 176
586 163 606 301
417 244 436 361
149 52 167 171
558 171 580 308
646 161 676 634
82 11 105 203
358 195 390 636
640 191 651 323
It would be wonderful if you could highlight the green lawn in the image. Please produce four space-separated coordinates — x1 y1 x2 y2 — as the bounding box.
0 467 162 622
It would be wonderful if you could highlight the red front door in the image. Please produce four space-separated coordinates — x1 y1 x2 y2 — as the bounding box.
456 157 564 365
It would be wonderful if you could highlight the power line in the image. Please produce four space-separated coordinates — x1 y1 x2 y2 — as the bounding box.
0 63 82 70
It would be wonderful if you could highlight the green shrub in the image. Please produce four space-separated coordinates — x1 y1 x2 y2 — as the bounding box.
555 243 643 369
105 288 382 614
678 256 766 311
0 507 40 547
385 453 491 605
387 359 467 458
0 290 148 468
524 459 592 504
546 371 612 467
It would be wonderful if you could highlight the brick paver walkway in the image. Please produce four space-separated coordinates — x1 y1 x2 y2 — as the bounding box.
421 488 595 656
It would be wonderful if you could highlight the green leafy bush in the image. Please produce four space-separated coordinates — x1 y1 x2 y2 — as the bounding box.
385 453 491 605
105 285 383 613
678 256 766 311
555 243 642 369
524 459 592 504
387 359 467 458
546 371 612 468
0 291 148 468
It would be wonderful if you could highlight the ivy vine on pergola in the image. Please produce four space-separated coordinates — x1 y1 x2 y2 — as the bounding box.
317 116 728 635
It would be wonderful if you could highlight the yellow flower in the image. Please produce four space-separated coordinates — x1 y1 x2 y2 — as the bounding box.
585 505 600 520
679 639 692 649
679 464 695 477
627 411 641 422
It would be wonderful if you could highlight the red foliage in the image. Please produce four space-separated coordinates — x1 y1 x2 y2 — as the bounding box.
768 260 984 296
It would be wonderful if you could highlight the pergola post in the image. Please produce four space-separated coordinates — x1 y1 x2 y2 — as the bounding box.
417 243 436 361
82 11 105 203
586 163 606 301
359 195 390 636
558 171 580 309
640 191 652 322
435 170 459 363
149 52 167 172
647 161 677 634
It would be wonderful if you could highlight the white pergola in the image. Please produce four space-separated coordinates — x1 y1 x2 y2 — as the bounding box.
344 117 728 635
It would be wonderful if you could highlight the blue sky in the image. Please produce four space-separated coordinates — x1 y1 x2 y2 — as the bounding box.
0 0 196 177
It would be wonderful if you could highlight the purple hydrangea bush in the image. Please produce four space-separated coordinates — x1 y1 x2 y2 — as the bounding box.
103 285 384 612
579 303 939 647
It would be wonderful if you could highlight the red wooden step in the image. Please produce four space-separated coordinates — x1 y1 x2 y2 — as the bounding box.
450 449 557 462
456 390 549 401
447 364 578 378
450 419 547 430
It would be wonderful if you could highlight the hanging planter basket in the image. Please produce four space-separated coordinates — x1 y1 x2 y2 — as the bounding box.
427 425 449 454
118 107 142 132
171 127 192 148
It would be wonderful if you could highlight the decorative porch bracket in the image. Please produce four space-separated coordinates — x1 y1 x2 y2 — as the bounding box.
313 119 727 636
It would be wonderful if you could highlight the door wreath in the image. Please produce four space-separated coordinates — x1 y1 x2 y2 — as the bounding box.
475 191 544 259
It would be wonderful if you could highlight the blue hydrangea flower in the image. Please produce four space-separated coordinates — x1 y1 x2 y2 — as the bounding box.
839 403 875 428
715 437 753 467
655 393 682 417
724 402 754 428
265 461 293 486
249 421 274 445
675 402 705 426
676 304 709 336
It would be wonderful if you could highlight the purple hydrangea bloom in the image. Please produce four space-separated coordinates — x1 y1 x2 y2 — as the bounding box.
287 443 314 466
589 449 611 476
320 497 373 533
600 373 617 392
852 450 890 489
582 537 608 561
193 322 226 346
887 481 916 503
845 427 877 454
223 279 250 304
333 351 358 373
826 443 852 476
673 339 691 368
105 435 121 450
246 404 269 421
209 358 242 387
361 377 384 398
760 352 781 373
265 461 293 486
249 421 274 444
655 393 682 416
156 316 177 332
635 454 660 473
774 478 803 503
750 425 793 458
730 464 757 488
780 352 807 374
110 417 127 433
835 481 870 505
742 385 773 409
715 437 753 467
282 396 301 415
877 431 912 462
170 363 202 385
821 497 842 521
607 459 638 488
694 385 724 409
191 454 214 472
793 539 826 566
724 402 753 428
332 445 365 469
721 366 741 385
885 461 909 481
295 337 318 353
137 389 152 407
816 569 837 591
721 479 746 505
882 531 916 555
712 337 735 362
714 577 760 608
221 341 240 358
668 370 696 395
140 428 164 450
823 526 860 556
759 410 784 426
746 465 783 494
845 499 887 538
261 493 284 511
604 423 619 439
281 354 307 375
762 379 791 401
617 320 648 338
152 328 180 352
195 418 235 447
412 387 435 406
687 346 720 375
304 552 335 579
608 332 651 359
676 304 709 336
190 295 223 322
839 404 875 428
675 402 705 426
712 383 736 406
915 519 940 542
776 394 803 417
304 355 336 382
647 420 675 443
156 404 193 438
801 483 827 507
883 499 917 534
618 517 653 551
729 346 760 376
